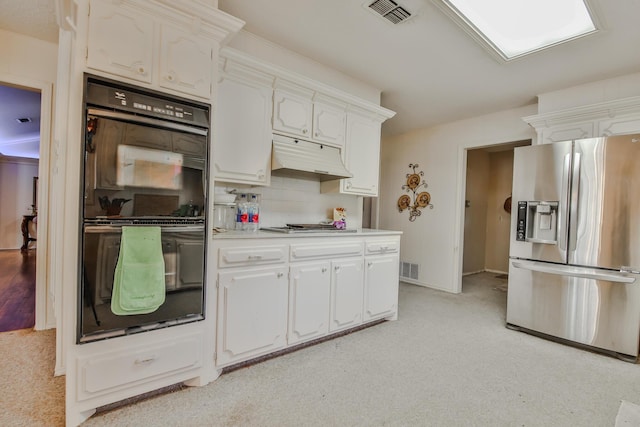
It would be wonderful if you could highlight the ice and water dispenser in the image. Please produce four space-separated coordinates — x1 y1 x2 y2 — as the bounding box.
516 201 559 244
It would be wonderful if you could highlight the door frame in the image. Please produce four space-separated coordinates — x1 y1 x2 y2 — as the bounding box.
0 73 54 331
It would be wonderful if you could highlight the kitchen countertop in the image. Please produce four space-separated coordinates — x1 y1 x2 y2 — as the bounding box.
212 228 402 239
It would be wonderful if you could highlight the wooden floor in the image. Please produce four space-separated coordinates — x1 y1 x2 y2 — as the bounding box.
0 249 35 332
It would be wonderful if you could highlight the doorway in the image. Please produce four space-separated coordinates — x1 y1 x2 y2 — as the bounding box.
0 76 53 332
461 140 530 293
0 83 41 331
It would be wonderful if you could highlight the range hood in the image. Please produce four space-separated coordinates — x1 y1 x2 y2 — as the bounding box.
271 133 352 181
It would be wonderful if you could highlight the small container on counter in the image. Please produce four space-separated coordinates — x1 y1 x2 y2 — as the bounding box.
213 203 236 230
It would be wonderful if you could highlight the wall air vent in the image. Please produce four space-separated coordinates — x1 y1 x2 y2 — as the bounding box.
367 0 412 24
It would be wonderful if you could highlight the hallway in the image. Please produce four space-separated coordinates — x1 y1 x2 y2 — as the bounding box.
0 249 36 332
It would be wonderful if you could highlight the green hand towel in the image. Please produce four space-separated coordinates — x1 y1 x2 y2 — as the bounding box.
111 226 166 315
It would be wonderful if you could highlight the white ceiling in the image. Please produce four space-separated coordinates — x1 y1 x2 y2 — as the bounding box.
1 0 639 157
217 0 640 136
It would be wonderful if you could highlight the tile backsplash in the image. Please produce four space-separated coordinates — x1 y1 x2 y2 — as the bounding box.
215 175 360 228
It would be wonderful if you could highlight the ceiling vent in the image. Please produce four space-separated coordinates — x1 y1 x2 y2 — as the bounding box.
15 117 32 123
367 0 412 24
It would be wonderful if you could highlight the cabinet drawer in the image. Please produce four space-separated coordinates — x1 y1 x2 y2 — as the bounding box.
219 245 287 267
290 242 363 261
77 334 201 400
365 240 399 255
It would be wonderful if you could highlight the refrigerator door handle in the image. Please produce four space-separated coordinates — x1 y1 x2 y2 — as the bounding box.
568 152 582 252
512 260 636 284
558 153 572 251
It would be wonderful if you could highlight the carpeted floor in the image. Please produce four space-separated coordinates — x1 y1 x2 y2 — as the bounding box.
0 328 64 426
3 272 640 426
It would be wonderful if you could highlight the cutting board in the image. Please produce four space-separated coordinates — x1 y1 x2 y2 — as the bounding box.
133 194 179 216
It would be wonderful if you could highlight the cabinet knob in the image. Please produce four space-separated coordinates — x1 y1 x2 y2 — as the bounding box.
345 181 352 189
277 272 284 278
321 267 327 273
302 128 308 134
137 66 146 75
368 261 373 268
166 74 175 82
334 265 340 272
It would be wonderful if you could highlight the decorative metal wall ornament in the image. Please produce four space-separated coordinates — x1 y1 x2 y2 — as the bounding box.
398 163 433 221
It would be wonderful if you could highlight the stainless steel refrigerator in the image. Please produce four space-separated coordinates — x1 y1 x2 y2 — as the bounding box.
507 133 640 361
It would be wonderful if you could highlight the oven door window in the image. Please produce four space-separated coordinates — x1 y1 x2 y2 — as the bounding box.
84 114 207 219
79 224 205 343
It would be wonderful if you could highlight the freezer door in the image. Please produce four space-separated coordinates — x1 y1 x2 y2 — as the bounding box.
510 141 572 263
507 260 640 358
570 134 640 270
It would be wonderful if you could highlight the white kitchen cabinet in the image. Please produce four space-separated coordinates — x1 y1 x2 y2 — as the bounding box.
86 0 214 99
364 255 399 321
329 258 364 333
216 265 289 367
76 332 202 401
213 233 399 368
273 82 314 138
157 24 213 98
321 110 383 196
312 95 347 147
213 68 273 186
288 261 331 345
86 1 154 84
273 80 347 147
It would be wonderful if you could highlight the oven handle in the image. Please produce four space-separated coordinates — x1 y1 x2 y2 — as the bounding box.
84 224 205 233
87 108 208 136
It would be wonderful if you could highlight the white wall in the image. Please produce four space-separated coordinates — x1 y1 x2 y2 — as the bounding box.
0 29 58 80
0 157 39 249
215 175 360 229
379 104 537 293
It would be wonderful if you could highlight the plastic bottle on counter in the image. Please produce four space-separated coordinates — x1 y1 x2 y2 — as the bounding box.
236 194 248 230
246 194 260 232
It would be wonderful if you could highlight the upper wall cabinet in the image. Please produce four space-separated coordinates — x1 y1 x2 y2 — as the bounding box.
157 24 214 98
86 1 154 84
85 0 242 100
273 80 347 148
523 96 640 144
321 109 384 197
213 60 274 186
213 48 395 189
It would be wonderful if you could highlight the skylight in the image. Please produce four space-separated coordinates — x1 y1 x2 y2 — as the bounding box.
434 0 598 61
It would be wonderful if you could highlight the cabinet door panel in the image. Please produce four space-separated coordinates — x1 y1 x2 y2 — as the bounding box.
158 24 213 98
329 259 364 332
289 262 331 345
364 255 399 321
217 267 288 366
343 113 381 196
87 1 153 83
313 102 346 147
273 90 313 137
214 77 272 185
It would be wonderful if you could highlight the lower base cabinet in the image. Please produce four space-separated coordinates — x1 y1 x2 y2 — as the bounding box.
288 261 331 345
213 233 400 368
329 258 364 332
364 255 400 321
216 266 289 366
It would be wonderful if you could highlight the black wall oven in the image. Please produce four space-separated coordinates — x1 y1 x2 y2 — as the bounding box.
79 74 209 343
